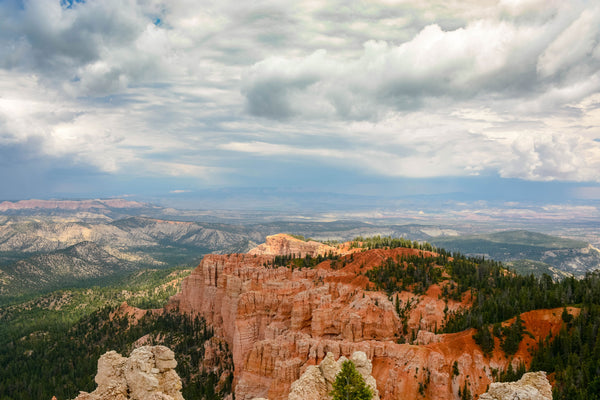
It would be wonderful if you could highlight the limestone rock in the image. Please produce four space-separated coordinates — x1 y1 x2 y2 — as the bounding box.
288 366 327 400
73 346 184 400
319 352 340 387
479 371 552 400
287 351 380 400
415 330 441 345
248 234 337 257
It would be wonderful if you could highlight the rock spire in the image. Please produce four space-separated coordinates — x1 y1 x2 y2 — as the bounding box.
73 345 184 400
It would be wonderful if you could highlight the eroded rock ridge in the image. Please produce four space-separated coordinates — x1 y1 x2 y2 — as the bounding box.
73 345 184 400
168 234 568 400
248 234 337 257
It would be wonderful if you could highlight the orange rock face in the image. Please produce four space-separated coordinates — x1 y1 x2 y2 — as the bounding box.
168 238 572 400
248 234 337 257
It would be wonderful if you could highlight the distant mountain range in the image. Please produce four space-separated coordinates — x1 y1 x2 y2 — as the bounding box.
430 230 600 279
0 199 598 301
0 241 153 296
0 199 149 212
0 216 259 301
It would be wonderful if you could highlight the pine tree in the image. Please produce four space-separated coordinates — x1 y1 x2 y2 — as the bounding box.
330 360 373 400
460 381 472 400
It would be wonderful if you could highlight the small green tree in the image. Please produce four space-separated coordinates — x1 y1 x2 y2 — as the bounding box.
330 360 373 400
452 361 460 377
473 324 495 356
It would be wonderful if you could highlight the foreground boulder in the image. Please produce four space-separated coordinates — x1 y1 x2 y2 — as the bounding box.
73 345 184 400
287 351 380 400
479 371 552 400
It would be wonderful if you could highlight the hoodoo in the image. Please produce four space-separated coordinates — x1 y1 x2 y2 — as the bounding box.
248 233 338 257
168 234 567 399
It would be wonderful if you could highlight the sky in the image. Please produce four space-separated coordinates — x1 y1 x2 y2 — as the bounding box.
1 0 600 208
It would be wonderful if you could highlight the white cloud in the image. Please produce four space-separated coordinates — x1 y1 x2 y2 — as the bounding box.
498 126 599 183
537 6 600 78
0 0 599 195
242 5 600 122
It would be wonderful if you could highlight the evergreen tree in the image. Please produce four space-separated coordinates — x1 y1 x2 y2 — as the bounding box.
460 381 472 400
330 360 373 400
473 324 495 356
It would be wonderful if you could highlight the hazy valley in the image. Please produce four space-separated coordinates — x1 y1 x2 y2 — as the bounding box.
1 199 598 302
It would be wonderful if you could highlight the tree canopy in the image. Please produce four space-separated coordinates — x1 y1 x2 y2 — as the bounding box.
331 360 373 400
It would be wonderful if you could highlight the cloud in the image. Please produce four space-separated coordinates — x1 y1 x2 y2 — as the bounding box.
499 133 600 181
0 0 599 200
242 5 599 121
537 6 600 79
0 0 183 97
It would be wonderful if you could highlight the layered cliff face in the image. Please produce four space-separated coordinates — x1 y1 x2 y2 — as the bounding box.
248 234 337 257
168 235 568 400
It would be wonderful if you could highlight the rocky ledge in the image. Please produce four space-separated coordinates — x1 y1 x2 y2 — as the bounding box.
73 345 184 400
479 371 552 400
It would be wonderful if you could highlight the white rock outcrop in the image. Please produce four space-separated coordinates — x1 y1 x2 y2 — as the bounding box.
479 371 552 400
73 345 184 400
286 351 380 400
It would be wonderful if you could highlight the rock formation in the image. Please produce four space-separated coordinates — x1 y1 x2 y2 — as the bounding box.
168 235 573 400
287 351 380 400
248 234 337 257
479 371 552 400
73 345 184 400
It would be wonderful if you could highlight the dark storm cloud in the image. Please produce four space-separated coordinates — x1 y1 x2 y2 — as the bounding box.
0 0 169 96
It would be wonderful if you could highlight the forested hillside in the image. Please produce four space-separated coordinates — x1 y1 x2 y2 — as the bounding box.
270 235 600 399
0 216 258 301
430 230 600 278
0 267 233 400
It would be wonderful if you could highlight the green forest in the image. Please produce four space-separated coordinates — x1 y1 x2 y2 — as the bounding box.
0 267 232 400
357 238 600 399
0 305 232 400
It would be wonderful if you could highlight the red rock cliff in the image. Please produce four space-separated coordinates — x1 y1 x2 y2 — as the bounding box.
248 234 337 257
168 237 572 400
